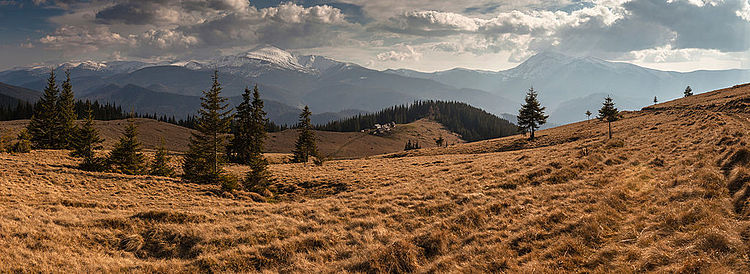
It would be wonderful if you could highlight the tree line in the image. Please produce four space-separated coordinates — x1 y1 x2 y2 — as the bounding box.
1 99 128 121
316 100 519 142
3 70 319 195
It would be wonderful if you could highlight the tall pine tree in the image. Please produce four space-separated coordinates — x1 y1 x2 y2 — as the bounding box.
291 105 318 163
229 85 267 164
57 70 77 149
27 70 60 149
598 96 620 139
517 87 548 140
108 118 147 175
183 71 233 184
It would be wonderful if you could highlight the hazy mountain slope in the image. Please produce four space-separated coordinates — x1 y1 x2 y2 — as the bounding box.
83 84 201 117
0 82 40 106
80 83 363 125
0 46 515 120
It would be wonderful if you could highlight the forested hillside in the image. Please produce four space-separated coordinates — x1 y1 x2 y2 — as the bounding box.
317 100 519 141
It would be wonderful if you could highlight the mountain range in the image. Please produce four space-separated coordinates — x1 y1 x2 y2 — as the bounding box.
1 46 748 125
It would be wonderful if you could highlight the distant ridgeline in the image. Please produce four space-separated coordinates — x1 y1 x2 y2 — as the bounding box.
316 100 519 142
0 99 287 132
0 99 196 128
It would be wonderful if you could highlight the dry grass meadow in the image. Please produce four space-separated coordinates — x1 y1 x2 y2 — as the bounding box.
2 84 750 272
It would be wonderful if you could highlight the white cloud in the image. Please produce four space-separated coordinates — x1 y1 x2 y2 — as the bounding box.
386 5 624 36
625 45 725 63
377 45 422 61
139 29 198 49
260 2 346 24
738 0 750 21
39 25 135 51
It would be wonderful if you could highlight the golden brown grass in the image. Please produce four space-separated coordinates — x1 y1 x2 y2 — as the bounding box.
2 84 750 272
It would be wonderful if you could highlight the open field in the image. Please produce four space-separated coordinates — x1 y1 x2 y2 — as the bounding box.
0 118 462 159
2 84 750 272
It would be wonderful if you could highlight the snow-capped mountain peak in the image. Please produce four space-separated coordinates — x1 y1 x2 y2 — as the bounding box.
203 45 320 76
243 46 303 69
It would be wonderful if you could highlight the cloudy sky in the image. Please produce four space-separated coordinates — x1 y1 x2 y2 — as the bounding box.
0 0 749 72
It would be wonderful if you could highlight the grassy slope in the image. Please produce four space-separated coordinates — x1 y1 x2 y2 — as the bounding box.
1 84 750 272
0 118 462 159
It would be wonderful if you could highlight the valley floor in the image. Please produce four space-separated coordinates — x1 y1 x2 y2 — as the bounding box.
2 85 750 272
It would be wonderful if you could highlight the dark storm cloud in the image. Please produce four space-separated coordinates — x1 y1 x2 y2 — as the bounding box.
624 0 749 52
95 2 163 25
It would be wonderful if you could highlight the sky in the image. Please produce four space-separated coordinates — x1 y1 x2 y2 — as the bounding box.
0 0 749 72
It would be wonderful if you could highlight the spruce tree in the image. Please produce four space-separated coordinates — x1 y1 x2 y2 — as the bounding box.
71 104 103 158
230 85 267 164
27 70 60 149
72 105 106 171
291 105 318 163
12 129 32 153
585 110 592 122
182 71 233 184
517 87 548 140
598 96 620 139
108 118 147 175
684 86 693 97
150 139 175 177
653 96 658 104
57 70 77 149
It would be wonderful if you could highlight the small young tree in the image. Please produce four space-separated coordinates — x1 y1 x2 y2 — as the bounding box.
291 105 318 163
684 86 693 97
183 71 234 185
244 155 270 193
653 96 658 104
108 118 147 175
56 70 77 149
585 110 592 122
11 129 32 153
71 105 106 171
150 139 175 177
435 136 445 147
27 70 60 149
517 87 548 140
598 96 620 139
71 104 103 157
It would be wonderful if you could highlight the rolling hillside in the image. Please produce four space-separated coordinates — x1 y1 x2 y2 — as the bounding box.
0 118 462 159
1 83 750 272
